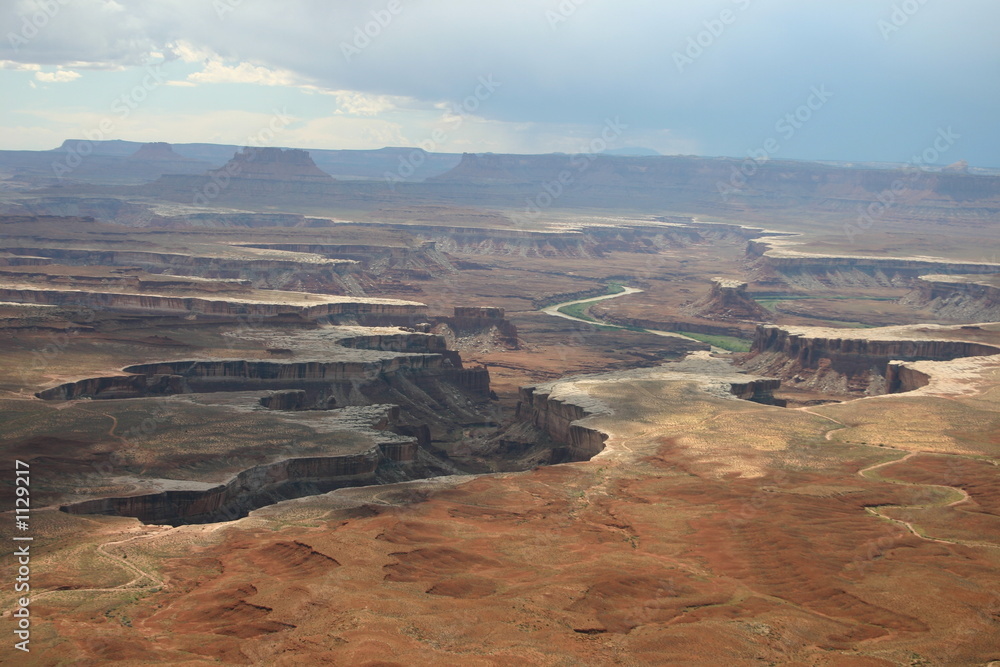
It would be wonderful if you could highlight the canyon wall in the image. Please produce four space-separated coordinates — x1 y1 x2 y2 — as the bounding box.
515 386 609 461
37 355 489 402
885 361 932 394
61 448 386 525
357 223 710 259
743 325 1000 395
904 275 1000 321
748 241 1000 288
0 286 426 319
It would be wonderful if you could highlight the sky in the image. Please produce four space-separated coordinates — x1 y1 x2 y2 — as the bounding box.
1 0 998 166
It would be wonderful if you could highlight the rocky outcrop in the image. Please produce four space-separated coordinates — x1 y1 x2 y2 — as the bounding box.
885 362 932 394
904 274 1000 321
454 306 504 319
515 386 609 461
208 147 335 183
437 307 519 349
743 325 1000 395
356 307 520 350
61 449 384 525
259 389 309 411
35 373 187 401
685 278 771 321
727 378 785 406
336 332 451 354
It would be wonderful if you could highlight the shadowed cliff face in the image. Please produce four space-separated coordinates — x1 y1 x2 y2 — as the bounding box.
37 319 509 525
61 450 385 525
906 275 1000 321
742 325 1000 396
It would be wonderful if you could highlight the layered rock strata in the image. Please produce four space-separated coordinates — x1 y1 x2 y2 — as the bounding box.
747 239 1000 289
0 284 424 319
61 449 383 525
744 325 1000 395
905 274 1000 321
686 278 771 321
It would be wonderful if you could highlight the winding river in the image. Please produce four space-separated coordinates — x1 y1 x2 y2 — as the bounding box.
541 286 729 353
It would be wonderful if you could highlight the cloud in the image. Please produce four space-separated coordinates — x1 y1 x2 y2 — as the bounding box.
186 60 300 87
1 61 41 71
331 91 402 117
34 69 80 82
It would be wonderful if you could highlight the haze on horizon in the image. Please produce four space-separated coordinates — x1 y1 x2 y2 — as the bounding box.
1 0 998 167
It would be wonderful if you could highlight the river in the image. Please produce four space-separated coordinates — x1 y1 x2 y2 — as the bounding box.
541 286 729 353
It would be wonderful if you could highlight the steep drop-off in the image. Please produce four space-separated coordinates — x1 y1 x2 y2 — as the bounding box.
742 325 1000 395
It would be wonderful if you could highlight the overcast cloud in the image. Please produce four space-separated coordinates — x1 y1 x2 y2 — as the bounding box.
1 0 998 165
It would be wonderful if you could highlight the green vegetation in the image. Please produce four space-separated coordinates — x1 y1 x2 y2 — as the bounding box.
754 298 785 312
670 332 752 352
558 300 599 322
556 283 648 332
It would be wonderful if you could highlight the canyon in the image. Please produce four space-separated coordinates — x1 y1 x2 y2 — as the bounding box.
0 143 998 665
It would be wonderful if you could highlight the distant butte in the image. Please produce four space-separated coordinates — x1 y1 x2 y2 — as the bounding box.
127 142 196 162
209 146 335 182
686 277 771 321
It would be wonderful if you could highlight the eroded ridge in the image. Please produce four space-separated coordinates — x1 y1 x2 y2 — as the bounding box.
742 323 1000 396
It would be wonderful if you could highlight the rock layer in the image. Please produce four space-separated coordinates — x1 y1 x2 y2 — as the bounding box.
686 278 771 321
61 449 387 525
743 324 1000 395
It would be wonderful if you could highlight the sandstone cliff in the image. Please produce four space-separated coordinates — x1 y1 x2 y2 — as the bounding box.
0 285 425 320
685 278 771 321
208 147 335 183
903 275 1000 322
61 448 385 525
742 325 1000 395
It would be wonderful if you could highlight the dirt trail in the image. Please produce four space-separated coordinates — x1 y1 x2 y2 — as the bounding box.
795 405 996 550
26 517 172 604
